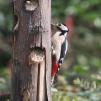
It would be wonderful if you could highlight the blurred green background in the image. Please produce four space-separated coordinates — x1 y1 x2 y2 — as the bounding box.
0 0 101 101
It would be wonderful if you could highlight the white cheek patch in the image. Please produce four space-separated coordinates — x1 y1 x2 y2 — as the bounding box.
59 24 69 32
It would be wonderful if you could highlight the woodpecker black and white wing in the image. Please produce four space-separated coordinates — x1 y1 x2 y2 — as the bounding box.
58 38 68 66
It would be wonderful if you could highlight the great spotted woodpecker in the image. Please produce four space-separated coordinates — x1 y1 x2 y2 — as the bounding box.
51 24 69 83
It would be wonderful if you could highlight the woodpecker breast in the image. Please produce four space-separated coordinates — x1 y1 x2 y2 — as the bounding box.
52 31 66 61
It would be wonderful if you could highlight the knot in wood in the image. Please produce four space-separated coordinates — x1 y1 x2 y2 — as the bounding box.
29 47 45 64
25 0 38 11
29 25 43 34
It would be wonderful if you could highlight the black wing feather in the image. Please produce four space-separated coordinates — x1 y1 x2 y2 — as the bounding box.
59 38 67 65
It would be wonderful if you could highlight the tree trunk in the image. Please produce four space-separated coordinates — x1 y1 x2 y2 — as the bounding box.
11 0 51 101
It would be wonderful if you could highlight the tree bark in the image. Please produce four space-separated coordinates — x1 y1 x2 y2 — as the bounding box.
11 0 51 101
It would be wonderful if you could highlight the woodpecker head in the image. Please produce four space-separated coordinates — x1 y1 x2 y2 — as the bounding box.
57 24 69 37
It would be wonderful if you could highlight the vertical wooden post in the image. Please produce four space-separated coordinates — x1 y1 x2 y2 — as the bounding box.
12 0 51 101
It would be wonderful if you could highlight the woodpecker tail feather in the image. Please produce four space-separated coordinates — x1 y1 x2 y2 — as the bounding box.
51 63 59 84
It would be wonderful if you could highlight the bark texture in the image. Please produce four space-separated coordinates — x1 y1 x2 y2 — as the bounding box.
12 0 51 101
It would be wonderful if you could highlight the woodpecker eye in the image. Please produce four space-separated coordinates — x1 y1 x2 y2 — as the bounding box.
57 23 62 29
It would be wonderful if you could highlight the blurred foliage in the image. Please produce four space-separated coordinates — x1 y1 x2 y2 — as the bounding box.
52 89 101 101
0 0 101 101
52 0 101 101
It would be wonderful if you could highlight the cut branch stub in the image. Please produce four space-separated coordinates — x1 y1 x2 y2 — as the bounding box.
29 47 45 64
25 0 38 11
